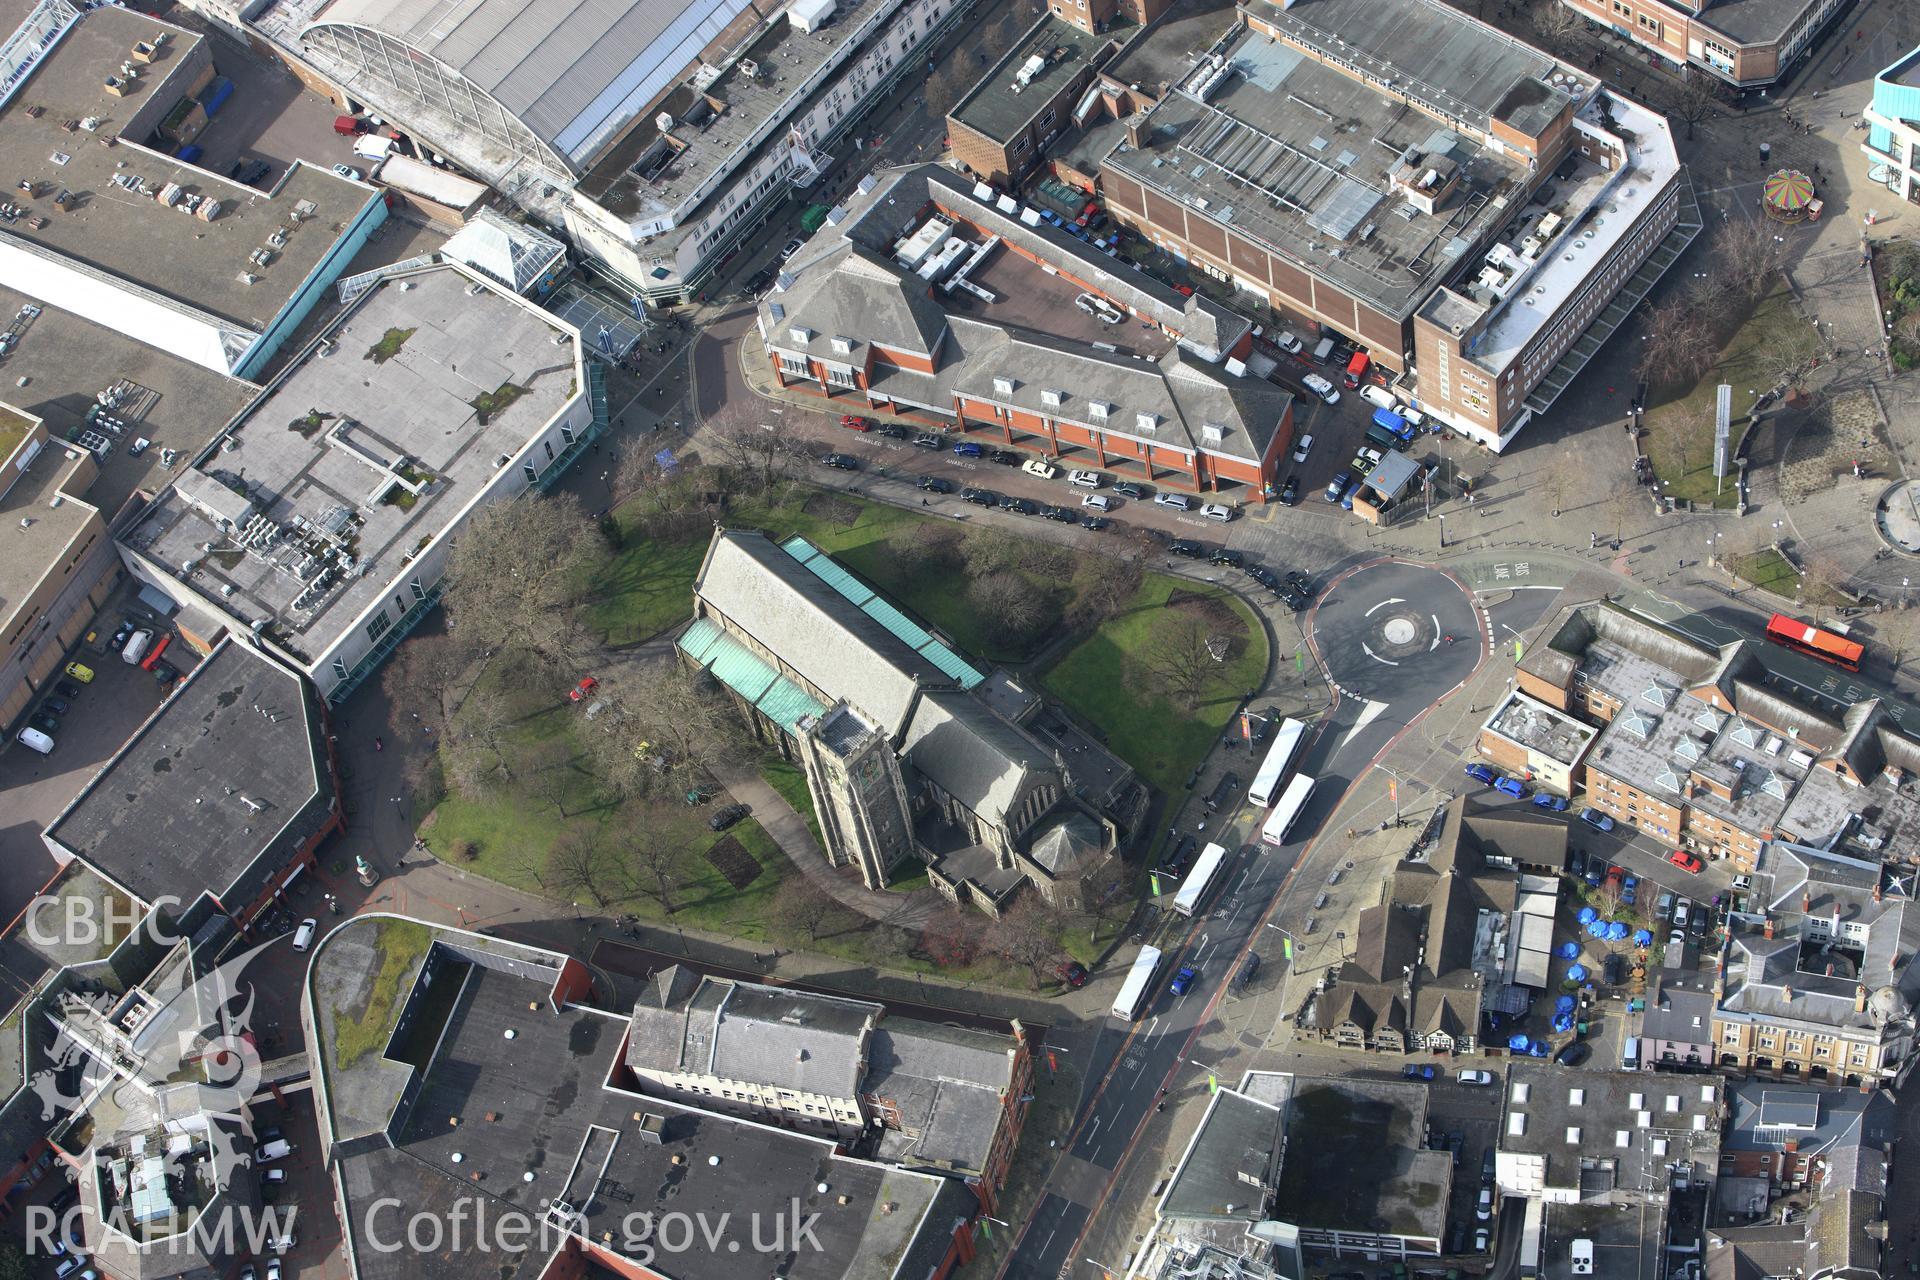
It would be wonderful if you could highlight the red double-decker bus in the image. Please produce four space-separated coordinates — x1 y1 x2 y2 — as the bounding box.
1764 613 1863 672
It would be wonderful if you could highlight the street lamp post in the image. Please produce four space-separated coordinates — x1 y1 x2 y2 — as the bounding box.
1438 514 1447 549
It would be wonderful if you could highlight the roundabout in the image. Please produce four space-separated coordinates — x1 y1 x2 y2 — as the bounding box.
1309 559 1485 706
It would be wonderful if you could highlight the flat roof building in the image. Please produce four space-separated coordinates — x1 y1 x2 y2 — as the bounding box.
0 5 386 377
1096 0 1697 452
117 263 600 703
1497 1065 1721 1203
41 637 341 931
290 0 972 300
303 916 976 1280
947 14 1121 186
1479 690 1599 798
1557 0 1851 89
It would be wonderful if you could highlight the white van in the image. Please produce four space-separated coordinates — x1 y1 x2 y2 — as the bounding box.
1398 405 1426 429
1274 330 1304 354
122 629 154 665
258 1138 294 1162
1081 493 1113 512
290 918 317 952
1359 385 1396 410
1621 1036 1641 1071
1311 337 1335 362
16 727 54 755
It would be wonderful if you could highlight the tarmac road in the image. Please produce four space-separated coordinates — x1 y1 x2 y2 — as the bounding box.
1003 563 1498 1280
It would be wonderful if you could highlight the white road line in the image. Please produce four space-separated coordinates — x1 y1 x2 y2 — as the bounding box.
1145 1017 1160 1039
1365 597 1406 616
1362 641 1398 666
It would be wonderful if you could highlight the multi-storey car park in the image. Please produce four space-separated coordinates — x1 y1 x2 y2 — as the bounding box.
1088 0 1699 450
278 0 975 300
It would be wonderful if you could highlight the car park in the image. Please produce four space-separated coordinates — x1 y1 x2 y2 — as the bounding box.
1533 793 1569 811
110 620 136 651
1493 775 1528 798
1732 874 1753 891
1113 481 1148 499
1022 458 1059 480
1458 1069 1494 1086
1474 1228 1491 1253
1284 570 1313 596
1401 1064 1435 1081
1079 514 1110 531
1291 435 1314 463
913 433 944 449
1476 1187 1493 1220
1688 908 1708 939
1555 1041 1591 1066
16 727 54 755
916 476 953 493
1577 807 1615 832
822 453 859 470
1247 565 1280 591
1349 451 1375 477
331 163 364 181
997 495 1037 515
778 238 804 261
1359 384 1396 410
1169 965 1198 996
1464 762 1495 785
1153 492 1193 511
55 679 82 699
1323 472 1353 503
1278 584 1309 611
1667 849 1704 875
1209 548 1243 568
708 803 750 831
1068 469 1103 488
961 487 994 506
1273 330 1304 354
1169 539 1204 559
988 448 1020 465
29 711 59 735
1058 960 1088 988
877 422 909 439
1300 374 1340 404
1621 875 1638 907
1279 475 1299 505
1655 891 1674 918
952 441 983 458
1042 505 1077 523
1669 927 1687 952
839 414 873 431
65 662 94 683
1603 953 1625 985
290 920 317 952
152 661 180 689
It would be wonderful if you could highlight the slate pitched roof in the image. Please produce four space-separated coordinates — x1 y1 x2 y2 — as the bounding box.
902 689 1060 829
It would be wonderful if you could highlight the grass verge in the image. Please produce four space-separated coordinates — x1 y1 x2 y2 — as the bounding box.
1728 548 1799 598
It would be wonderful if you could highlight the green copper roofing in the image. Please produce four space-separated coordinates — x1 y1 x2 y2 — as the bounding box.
678 616 826 732
778 536 983 689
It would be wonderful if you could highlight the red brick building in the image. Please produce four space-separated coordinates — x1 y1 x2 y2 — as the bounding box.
763 165 1290 500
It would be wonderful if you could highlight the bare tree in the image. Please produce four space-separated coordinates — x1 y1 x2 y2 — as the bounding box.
1539 468 1569 519
547 824 615 909
1139 611 1221 710
443 492 598 677
578 662 756 802
1798 552 1855 607
988 894 1066 990
1759 324 1823 401
968 570 1049 648
625 830 687 914
896 522 961 576
1637 296 1715 390
381 630 471 732
772 877 842 944
1529 0 1582 44
1672 71 1720 141
1607 478 1644 544
1875 606 1920 676
450 680 520 785
525 738 579 817
1074 858 1136 942
920 905 983 968
1718 220 1786 304
707 412 800 494
1069 545 1146 628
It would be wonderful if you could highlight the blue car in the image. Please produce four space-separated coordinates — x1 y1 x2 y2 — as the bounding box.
952 442 983 458
1402 1064 1436 1081
1170 965 1198 996
1622 876 1638 907
1532 793 1569 812
1578 807 1615 833
1585 867 1603 886
1494 775 1528 798
1464 762 1496 785
1324 472 1353 503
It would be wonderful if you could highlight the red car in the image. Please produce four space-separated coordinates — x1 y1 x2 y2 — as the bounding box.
568 676 599 702
839 414 873 432
1081 200 1099 218
1174 284 1195 297
1667 849 1704 875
